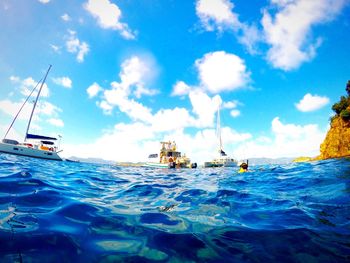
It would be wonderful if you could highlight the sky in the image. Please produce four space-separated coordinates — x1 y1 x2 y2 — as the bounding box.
0 0 349 164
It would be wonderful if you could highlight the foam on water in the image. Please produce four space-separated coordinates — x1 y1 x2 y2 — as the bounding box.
0 153 349 262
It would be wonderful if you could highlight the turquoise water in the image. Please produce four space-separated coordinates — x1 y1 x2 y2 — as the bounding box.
0 153 349 262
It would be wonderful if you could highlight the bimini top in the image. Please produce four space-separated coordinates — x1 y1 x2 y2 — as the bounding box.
26 133 57 141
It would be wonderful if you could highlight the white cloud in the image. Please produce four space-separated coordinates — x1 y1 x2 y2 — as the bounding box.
230 109 240 117
295 93 329 112
50 44 60 53
52 77 72 88
65 30 89 63
9 76 20 82
37 101 62 116
151 108 196 132
61 14 71 22
262 0 347 70
97 55 158 118
146 90 223 132
119 56 152 89
237 23 261 54
222 100 239 109
84 0 136 40
222 100 241 117
195 0 261 53
134 85 158 98
77 42 89 62
119 56 158 98
171 81 192 96
234 117 327 158
196 0 240 32
48 118 64 127
189 89 221 127
195 51 250 93
109 96 153 122
87 82 102 98
38 0 50 4
97 101 113 115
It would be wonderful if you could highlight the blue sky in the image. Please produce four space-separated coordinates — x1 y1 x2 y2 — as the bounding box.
0 0 349 163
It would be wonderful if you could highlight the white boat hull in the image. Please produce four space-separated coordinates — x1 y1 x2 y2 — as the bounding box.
0 142 62 161
204 159 237 168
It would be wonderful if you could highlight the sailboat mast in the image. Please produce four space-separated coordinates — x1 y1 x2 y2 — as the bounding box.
24 65 52 142
217 103 222 152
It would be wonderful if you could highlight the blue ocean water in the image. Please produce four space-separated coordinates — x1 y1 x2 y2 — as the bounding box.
0 154 349 262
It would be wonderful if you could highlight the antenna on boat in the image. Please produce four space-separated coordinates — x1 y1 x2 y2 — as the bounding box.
3 77 43 140
24 65 52 142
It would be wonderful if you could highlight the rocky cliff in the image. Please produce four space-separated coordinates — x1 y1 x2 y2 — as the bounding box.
316 106 350 160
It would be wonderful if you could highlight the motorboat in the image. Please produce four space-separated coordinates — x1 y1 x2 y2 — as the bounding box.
144 141 197 168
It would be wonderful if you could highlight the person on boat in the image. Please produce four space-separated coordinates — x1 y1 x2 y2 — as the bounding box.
239 162 248 173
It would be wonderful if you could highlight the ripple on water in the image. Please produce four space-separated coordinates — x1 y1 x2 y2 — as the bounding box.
140 212 180 226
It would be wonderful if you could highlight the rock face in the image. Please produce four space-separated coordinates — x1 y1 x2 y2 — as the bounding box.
317 109 350 160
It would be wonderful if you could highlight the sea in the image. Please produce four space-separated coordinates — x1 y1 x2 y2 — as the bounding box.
0 153 349 263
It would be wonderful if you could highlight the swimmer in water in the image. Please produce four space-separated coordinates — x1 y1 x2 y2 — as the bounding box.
239 161 249 173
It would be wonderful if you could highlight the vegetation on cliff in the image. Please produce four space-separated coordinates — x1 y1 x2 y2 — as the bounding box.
317 81 350 160
331 80 350 121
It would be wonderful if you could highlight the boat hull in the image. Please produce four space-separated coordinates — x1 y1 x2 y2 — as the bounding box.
143 162 170 168
0 142 62 161
204 160 237 168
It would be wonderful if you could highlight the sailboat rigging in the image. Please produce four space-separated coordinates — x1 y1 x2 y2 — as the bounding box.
216 103 227 157
0 65 62 161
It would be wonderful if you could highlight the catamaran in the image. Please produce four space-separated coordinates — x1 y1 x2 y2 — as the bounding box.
144 141 197 169
204 103 237 168
0 65 62 161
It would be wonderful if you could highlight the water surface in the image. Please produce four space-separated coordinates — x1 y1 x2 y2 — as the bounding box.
0 154 349 262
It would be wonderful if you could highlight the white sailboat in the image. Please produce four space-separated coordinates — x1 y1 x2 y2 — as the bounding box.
204 103 237 168
0 65 62 161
